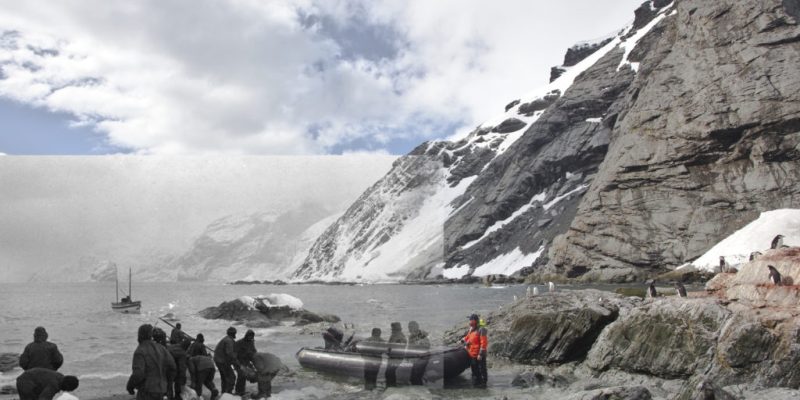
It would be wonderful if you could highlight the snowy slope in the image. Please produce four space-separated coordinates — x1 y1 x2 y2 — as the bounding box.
690 209 800 271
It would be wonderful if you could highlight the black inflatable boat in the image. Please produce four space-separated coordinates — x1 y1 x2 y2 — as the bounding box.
296 342 471 383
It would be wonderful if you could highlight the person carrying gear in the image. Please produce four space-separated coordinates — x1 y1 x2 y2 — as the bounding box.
385 322 407 387
407 321 430 386
462 314 487 388
213 327 239 394
16 368 78 400
187 354 218 400
233 330 257 396
245 352 282 399
19 327 64 371
169 323 185 345
187 334 208 357
167 338 190 400
126 324 177 400
478 318 489 386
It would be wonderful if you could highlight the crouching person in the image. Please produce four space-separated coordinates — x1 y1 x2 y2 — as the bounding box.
16 368 79 400
187 354 218 400
246 352 282 399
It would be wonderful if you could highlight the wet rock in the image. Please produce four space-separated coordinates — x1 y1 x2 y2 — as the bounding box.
199 297 339 326
689 381 737 400
567 386 652 400
586 298 730 379
511 370 570 389
0 352 18 373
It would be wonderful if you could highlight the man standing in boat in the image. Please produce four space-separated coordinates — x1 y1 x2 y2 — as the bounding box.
362 328 384 390
462 314 488 388
19 327 64 371
407 321 430 385
384 322 406 387
214 327 239 395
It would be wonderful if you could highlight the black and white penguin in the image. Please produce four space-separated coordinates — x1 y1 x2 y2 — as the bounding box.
771 234 785 250
674 282 687 298
767 265 782 285
749 251 762 261
648 281 657 298
719 256 728 273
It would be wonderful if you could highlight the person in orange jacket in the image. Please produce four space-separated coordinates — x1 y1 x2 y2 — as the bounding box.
462 314 488 388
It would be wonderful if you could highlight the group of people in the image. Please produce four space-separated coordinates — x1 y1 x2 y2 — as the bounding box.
126 323 278 400
356 320 432 389
15 326 80 400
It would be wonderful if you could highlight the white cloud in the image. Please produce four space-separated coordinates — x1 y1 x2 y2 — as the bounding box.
0 0 643 155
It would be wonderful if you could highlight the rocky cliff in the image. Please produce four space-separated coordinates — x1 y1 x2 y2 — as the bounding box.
294 0 800 282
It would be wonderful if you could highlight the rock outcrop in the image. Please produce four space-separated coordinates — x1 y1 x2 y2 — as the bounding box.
0 352 18 373
450 248 800 398
199 295 339 327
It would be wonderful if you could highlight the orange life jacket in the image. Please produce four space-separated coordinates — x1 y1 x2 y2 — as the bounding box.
463 327 488 359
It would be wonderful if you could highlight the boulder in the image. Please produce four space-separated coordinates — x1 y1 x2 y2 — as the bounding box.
491 118 527 134
566 386 652 400
199 294 339 326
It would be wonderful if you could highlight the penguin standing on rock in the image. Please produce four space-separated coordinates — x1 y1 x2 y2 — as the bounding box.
771 234 785 250
647 281 658 298
719 256 728 273
749 251 762 261
548 282 556 292
674 282 687 298
767 265 782 286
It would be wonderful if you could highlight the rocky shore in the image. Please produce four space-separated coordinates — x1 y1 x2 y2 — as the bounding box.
444 247 800 399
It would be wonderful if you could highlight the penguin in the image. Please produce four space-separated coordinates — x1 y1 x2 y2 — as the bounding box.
647 281 658 298
767 265 782 285
719 256 728 273
548 281 556 292
533 286 540 296
771 234 784 250
526 286 533 298
749 251 762 261
674 282 687 298
513 294 518 302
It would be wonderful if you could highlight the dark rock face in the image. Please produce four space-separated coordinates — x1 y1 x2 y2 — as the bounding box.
517 91 560 116
547 0 800 281
492 118 527 133
563 38 614 67
466 290 628 364
550 66 566 82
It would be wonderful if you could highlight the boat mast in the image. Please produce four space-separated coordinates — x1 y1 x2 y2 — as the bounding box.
129 268 132 299
115 265 119 302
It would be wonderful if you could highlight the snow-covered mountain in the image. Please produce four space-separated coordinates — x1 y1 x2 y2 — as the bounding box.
171 203 336 281
293 0 800 282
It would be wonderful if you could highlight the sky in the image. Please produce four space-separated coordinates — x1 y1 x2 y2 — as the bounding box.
0 156 397 282
0 0 645 156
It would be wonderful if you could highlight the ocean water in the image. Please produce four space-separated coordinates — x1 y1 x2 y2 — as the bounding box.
0 282 532 399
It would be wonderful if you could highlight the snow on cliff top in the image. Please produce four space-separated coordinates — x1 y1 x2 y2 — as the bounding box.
691 209 800 271
238 293 303 310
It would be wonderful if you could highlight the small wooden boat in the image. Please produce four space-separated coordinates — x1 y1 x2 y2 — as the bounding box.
112 267 141 314
296 343 470 384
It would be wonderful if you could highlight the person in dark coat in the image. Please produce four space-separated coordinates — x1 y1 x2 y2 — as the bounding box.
407 321 430 385
213 327 239 394
234 330 257 396
187 354 218 400
246 352 281 399
19 327 64 371
126 324 177 400
362 328 384 390
16 368 78 400
385 322 407 387
187 334 208 357
169 323 184 345
167 339 190 400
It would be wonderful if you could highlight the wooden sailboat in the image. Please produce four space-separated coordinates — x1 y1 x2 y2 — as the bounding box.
111 267 141 313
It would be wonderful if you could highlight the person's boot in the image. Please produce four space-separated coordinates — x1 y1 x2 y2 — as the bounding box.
210 389 219 400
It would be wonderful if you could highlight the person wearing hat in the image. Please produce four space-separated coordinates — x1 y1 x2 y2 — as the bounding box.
462 314 488 388
126 324 177 400
362 328 384 390
19 327 64 371
233 329 257 396
187 333 208 357
16 368 79 400
384 322 407 387
214 327 239 394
